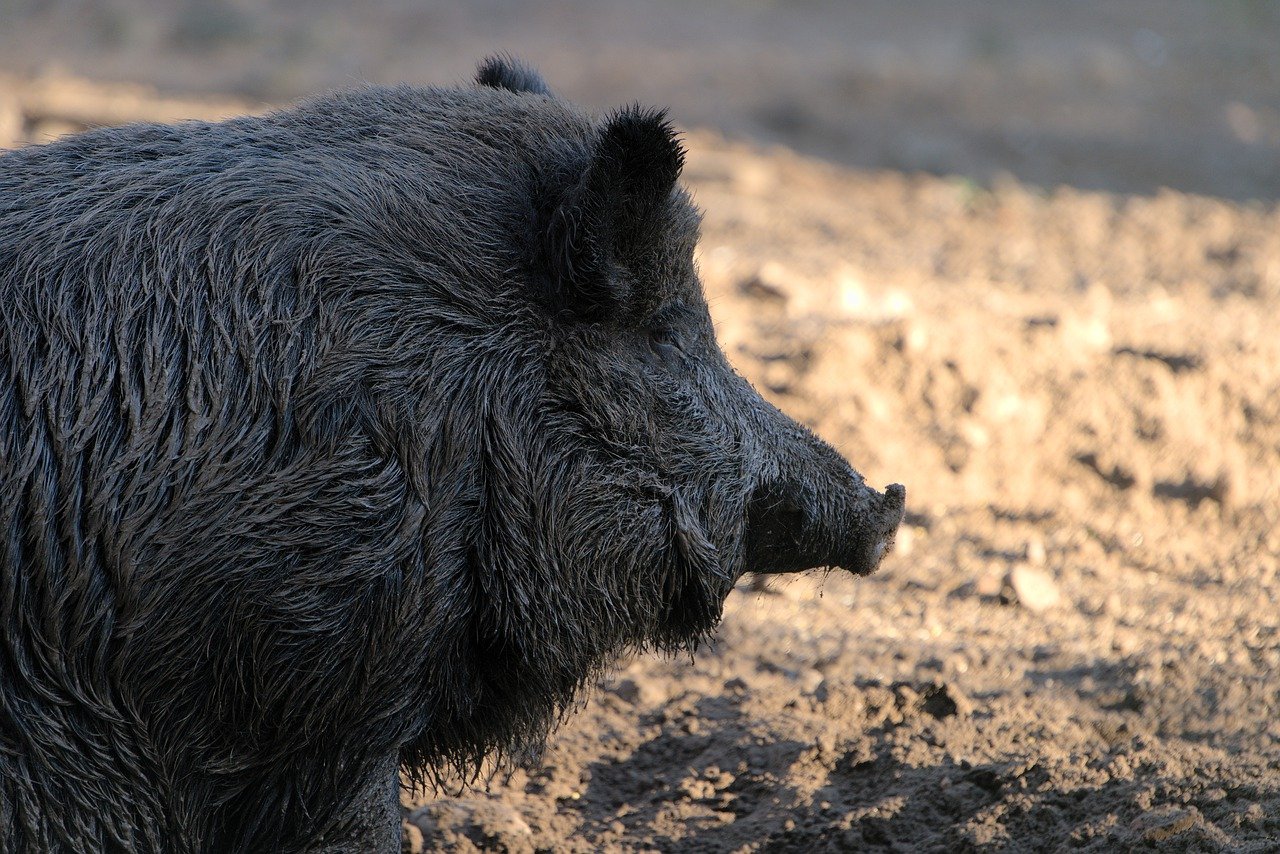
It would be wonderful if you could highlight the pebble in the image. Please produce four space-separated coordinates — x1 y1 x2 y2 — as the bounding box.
1006 565 1062 612
679 777 717 801
975 572 1005 598
609 678 643 705
608 676 665 707
1130 805 1202 843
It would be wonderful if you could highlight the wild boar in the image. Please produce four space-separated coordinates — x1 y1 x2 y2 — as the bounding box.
0 58 904 852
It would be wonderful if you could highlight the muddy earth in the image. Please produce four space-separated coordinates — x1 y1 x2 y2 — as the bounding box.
2 36 1279 852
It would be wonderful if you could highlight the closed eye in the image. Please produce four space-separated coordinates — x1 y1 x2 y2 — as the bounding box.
649 327 684 361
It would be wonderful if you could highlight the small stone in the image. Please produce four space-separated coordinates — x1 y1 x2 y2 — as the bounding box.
609 678 643 704
607 675 664 706
739 262 792 304
705 766 736 790
812 679 832 703
975 572 1004 598
1131 805 1202 843
1059 311 1112 354
892 683 920 709
731 159 777 195
1006 565 1062 612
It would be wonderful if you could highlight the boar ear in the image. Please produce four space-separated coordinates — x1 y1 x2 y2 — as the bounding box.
593 106 685 225
541 107 684 320
476 55 553 96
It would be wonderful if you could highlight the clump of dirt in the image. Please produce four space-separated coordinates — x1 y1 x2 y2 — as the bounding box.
402 131 1280 852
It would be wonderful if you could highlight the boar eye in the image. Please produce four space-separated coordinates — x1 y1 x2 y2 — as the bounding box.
648 327 685 362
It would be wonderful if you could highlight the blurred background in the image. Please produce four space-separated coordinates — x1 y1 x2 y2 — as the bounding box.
1 0 1278 198
2 2 1278 850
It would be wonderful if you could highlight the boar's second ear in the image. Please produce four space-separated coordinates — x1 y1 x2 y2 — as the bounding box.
541 107 685 321
476 56 553 96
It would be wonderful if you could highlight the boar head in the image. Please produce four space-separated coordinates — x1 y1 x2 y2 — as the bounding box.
401 59 906 772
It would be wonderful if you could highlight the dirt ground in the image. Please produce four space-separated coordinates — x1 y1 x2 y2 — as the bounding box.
2 13 1279 849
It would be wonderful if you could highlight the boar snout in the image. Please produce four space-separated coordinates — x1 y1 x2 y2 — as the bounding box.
852 481 907 574
744 477 905 576
742 417 906 577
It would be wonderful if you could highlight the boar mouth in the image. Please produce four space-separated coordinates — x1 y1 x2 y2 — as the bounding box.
744 481 906 577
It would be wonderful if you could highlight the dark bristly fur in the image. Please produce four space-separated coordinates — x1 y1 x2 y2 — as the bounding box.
0 61 905 852
476 55 553 97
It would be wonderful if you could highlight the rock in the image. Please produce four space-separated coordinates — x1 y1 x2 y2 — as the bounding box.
730 158 777 195
609 677 643 704
975 572 1005 598
738 263 793 306
607 675 665 706
1130 805 1202 843
895 525 915 557
1005 565 1062 612
704 766 736 791
1059 312 1112 355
